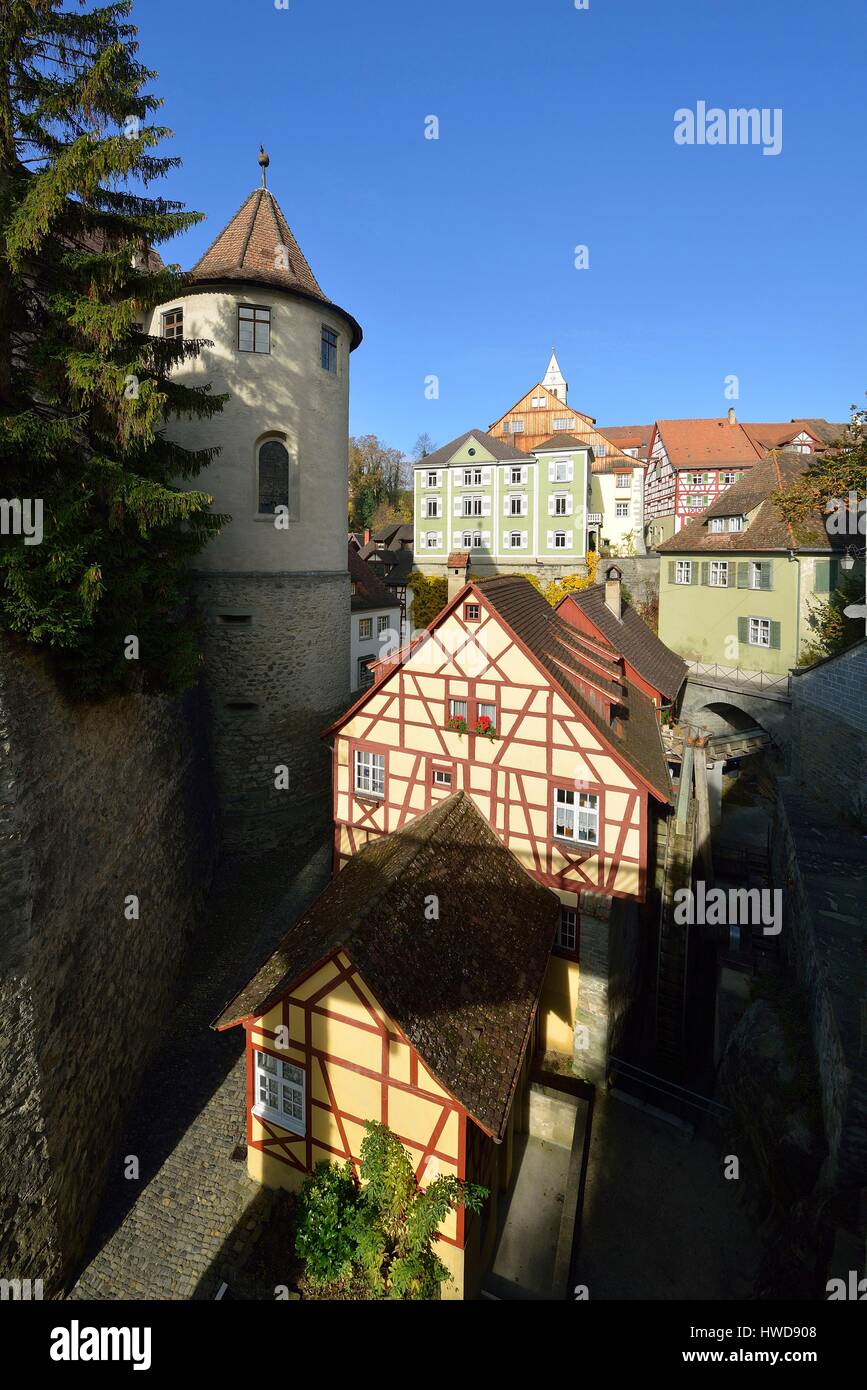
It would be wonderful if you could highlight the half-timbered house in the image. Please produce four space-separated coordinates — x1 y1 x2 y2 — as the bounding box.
213 791 559 1299
324 574 672 1067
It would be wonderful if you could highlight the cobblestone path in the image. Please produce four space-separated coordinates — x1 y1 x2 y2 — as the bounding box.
69 839 330 1301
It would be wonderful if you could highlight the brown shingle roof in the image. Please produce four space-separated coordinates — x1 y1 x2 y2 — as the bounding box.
474 577 671 802
413 430 527 470
189 187 362 347
657 451 842 554
558 586 688 701
212 793 558 1140
349 545 399 611
531 433 592 453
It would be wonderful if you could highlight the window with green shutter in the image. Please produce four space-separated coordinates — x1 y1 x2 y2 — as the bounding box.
814 558 839 593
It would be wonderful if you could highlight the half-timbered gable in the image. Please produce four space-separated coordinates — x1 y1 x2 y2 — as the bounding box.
324 575 671 1058
213 793 558 1299
327 576 670 903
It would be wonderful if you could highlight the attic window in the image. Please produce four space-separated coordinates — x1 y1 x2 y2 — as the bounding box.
531 396 546 408
464 602 481 622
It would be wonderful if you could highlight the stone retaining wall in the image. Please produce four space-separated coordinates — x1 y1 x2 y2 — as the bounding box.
0 640 216 1293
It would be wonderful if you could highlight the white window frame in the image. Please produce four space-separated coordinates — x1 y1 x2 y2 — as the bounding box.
425 498 441 518
554 494 569 516
477 701 496 724
433 768 453 787
509 494 523 516
709 560 729 587
377 614 390 635
554 459 571 483
554 530 567 549
463 496 483 517
557 906 577 953
615 501 630 518
552 417 574 432
358 616 373 640
749 561 764 590
425 470 438 488
748 617 771 648
675 560 693 584
509 531 522 549
509 466 524 485
449 698 468 720
253 1051 305 1134
552 788 599 846
354 748 385 798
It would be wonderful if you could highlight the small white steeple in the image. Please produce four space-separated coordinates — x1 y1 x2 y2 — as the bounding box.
543 348 568 404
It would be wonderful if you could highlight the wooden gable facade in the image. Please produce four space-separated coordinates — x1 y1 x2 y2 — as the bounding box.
325 577 671 1054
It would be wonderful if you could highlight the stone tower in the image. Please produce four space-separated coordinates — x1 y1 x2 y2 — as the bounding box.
148 155 363 851
542 349 568 403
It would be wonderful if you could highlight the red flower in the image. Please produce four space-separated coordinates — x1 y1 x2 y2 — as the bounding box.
477 715 491 732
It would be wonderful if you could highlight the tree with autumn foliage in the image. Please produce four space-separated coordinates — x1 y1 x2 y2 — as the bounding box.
774 403 865 661
0 0 226 697
348 434 407 531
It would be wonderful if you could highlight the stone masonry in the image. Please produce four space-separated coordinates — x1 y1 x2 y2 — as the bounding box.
196 571 350 853
0 639 216 1295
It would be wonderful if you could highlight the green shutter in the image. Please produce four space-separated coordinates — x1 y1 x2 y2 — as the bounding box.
701 561 710 586
814 558 831 593
760 561 773 591
737 616 749 644
668 561 676 584
691 562 700 584
769 620 781 650
737 562 749 588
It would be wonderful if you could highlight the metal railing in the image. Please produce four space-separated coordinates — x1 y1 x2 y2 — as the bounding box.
685 661 791 694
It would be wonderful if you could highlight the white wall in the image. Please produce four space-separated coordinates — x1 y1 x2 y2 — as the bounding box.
148 285 351 574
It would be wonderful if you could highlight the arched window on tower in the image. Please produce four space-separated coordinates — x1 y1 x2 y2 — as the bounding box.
256 437 298 518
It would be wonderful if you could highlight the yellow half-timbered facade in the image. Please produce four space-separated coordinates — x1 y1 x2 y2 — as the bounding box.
325 575 672 1056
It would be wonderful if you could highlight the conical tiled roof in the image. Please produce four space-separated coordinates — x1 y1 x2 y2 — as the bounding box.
188 186 362 347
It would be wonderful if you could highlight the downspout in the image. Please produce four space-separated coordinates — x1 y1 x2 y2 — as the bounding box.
789 549 801 667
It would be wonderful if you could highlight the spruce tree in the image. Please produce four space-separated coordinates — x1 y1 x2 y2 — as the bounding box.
0 0 227 697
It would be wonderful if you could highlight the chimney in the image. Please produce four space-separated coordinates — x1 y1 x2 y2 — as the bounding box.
604 565 623 621
727 407 736 425
363 528 371 544
448 552 470 603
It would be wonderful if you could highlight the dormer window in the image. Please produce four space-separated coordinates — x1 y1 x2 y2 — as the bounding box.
238 305 271 354
708 515 744 533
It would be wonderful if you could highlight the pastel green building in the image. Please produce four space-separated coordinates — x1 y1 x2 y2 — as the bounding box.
657 452 854 677
414 429 592 580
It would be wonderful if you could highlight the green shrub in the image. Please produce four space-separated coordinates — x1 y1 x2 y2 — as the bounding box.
295 1161 359 1287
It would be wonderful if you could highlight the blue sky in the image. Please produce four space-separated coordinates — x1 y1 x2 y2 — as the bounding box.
135 0 867 455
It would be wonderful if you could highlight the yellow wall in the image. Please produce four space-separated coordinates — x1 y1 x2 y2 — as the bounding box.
247 951 475 1297
335 604 647 927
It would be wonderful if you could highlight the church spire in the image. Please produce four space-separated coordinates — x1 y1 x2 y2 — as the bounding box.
543 349 568 403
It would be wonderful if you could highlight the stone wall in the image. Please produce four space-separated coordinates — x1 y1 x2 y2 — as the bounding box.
595 555 660 605
0 640 216 1293
572 892 642 1085
196 571 350 852
789 639 867 818
770 780 866 1225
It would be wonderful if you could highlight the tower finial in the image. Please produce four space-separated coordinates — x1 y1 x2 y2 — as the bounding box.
258 144 270 189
